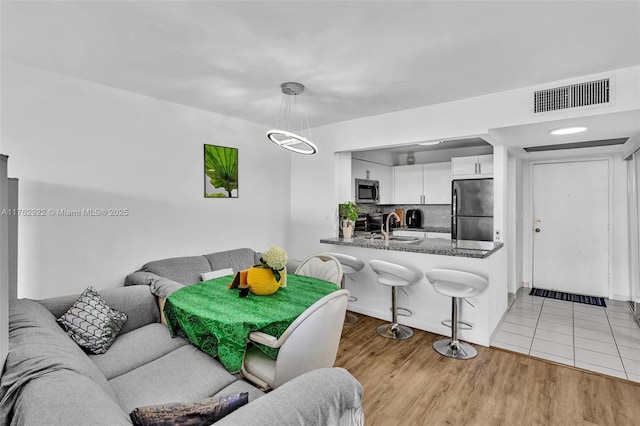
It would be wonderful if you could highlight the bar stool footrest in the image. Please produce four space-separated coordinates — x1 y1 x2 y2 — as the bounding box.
390 307 413 317
440 319 473 330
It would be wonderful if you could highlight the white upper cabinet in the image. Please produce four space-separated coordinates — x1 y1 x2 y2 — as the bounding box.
451 154 493 178
393 162 451 204
422 162 451 204
393 165 423 204
352 159 393 204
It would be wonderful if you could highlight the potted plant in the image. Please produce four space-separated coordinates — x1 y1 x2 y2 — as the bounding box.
338 201 362 239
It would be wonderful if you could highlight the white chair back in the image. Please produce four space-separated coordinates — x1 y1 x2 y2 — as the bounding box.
272 289 349 388
295 254 343 287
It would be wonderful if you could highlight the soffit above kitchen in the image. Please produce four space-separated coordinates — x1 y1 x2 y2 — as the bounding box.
490 110 640 157
2 0 638 137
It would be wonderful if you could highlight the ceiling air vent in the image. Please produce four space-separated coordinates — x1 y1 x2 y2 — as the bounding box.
533 78 610 113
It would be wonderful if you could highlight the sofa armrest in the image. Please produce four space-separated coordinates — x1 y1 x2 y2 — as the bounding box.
218 368 364 426
125 271 184 299
124 271 160 286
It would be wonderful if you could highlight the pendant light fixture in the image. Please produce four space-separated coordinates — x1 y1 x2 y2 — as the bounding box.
266 82 318 155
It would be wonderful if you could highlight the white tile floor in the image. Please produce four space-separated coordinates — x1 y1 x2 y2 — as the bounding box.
491 290 640 382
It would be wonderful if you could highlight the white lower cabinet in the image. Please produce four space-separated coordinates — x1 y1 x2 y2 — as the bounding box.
393 230 451 239
392 230 424 238
426 232 451 239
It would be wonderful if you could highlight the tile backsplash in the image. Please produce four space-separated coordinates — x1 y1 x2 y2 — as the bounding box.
358 204 451 228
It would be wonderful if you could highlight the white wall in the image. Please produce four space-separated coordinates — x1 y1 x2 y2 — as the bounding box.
290 66 639 301
1 62 292 299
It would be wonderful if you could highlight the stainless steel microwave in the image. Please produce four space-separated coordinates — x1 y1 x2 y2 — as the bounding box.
355 179 379 204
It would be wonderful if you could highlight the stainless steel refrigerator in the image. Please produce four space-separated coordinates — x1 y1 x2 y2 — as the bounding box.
451 178 494 250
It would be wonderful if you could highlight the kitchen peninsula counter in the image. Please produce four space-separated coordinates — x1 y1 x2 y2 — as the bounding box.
320 236 502 259
319 235 508 348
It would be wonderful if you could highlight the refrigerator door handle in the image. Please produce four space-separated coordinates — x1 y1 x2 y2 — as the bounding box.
452 189 458 240
452 188 458 216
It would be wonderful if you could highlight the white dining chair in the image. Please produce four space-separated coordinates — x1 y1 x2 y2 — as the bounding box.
294 253 344 287
240 289 349 390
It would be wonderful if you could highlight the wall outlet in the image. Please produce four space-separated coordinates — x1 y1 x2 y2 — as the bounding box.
522 281 530 288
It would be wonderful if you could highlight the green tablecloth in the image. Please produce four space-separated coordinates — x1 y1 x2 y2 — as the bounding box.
164 273 339 373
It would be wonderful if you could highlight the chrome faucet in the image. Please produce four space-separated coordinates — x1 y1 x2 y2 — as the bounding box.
380 212 401 241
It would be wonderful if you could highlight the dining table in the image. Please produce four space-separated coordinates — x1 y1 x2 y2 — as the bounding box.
163 273 340 373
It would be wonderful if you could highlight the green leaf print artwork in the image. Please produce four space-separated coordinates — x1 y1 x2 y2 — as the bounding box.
204 145 238 198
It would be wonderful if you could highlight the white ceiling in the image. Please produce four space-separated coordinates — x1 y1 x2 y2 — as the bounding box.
2 1 640 151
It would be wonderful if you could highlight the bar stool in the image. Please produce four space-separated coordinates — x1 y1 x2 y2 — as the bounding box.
425 268 488 360
330 253 365 325
369 259 422 339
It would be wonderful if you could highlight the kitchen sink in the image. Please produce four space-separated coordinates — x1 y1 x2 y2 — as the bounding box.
361 234 423 243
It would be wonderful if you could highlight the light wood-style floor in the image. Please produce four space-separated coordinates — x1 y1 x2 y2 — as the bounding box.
334 314 640 426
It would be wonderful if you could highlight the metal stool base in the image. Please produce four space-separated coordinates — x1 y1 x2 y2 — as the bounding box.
433 339 478 359
344 312 359 325
376 323 413 340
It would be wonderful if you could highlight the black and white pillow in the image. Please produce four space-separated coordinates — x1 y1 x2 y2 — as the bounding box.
57 286 128 354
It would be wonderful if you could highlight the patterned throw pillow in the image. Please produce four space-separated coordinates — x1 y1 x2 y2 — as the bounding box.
129 392 249 426
57 286 128 354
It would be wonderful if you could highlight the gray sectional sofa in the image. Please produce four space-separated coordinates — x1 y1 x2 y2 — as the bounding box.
0 248 364 425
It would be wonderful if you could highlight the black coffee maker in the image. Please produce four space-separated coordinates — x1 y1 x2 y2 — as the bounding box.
406 209 423 228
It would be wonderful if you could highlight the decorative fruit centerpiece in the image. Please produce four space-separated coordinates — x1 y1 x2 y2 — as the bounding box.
247 246 288 295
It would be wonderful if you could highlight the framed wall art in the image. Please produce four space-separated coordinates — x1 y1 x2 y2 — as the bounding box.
204 144 238 198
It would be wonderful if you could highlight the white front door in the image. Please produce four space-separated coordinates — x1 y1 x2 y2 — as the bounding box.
532 159 610 297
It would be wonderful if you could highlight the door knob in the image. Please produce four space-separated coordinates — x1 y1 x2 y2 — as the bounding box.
535 228 541 233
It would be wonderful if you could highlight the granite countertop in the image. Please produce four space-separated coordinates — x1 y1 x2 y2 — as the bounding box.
320 236 503 259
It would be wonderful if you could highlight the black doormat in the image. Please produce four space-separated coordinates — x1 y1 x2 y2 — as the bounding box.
529 288 607 307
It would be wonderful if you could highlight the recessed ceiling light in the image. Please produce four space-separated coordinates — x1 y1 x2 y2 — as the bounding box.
418 140 444 146
549 126 588 135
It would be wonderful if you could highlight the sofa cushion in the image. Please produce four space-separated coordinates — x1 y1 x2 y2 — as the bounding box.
1 299 119 420
204 248 261 274
109 345 240 413
9 369 131 426
141 255 212 285
216 368 364 426
57 286 128 355
39 285 160 335
89 323 189 380
209 379 264 403
129 392 248 426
